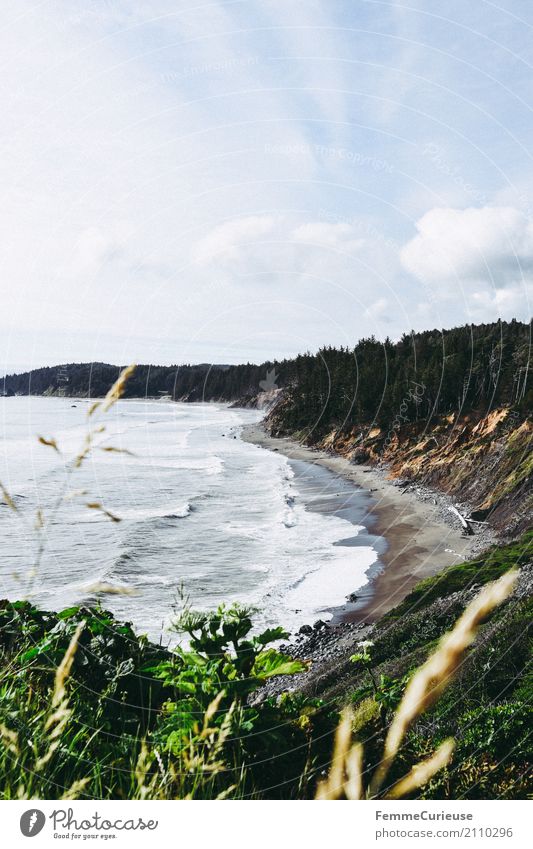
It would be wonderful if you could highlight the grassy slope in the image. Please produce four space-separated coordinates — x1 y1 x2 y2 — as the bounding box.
345 530 532 799
383 529 533 621
0 532 530 799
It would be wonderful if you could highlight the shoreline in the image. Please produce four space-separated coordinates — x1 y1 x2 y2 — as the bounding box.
241 422 495 624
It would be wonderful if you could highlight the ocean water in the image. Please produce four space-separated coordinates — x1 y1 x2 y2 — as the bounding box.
0 397 378 642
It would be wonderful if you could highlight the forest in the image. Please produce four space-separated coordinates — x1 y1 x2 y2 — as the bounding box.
2 321 531 434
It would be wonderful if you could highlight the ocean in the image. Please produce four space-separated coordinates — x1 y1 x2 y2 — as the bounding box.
0 397 379 642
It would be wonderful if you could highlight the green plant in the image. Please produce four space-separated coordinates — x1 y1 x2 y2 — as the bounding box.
149 603 336 797
459 702 532 759
350 640 409 729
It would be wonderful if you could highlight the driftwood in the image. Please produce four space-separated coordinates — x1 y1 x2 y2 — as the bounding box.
448 505 475 535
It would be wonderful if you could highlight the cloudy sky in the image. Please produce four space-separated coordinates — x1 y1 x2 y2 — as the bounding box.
1 0 532 370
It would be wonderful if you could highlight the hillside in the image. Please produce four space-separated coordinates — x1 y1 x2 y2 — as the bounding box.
266 405 532 537
263 320 532 537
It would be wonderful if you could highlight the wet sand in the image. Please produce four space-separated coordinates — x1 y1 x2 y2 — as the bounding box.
242 423 487 623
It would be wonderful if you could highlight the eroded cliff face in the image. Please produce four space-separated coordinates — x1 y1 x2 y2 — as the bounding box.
267 402 532 536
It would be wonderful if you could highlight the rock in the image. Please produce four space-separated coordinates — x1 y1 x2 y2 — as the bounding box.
298 624 313 636
347 592 359 602
313 619 329 631
351 447 370 464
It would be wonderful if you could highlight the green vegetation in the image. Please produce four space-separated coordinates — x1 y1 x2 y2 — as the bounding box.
344 531 532 799
0 600 336 799
0 540 529 799
0 359 530 799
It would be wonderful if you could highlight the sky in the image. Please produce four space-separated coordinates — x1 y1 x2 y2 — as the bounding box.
1 0 532 370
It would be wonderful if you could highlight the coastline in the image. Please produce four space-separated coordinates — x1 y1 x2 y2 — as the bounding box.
241 422 495 624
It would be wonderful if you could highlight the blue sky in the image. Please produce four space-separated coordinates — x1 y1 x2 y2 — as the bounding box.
1 0 532 370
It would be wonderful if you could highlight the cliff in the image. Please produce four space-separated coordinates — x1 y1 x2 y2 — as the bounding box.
266 401 532 537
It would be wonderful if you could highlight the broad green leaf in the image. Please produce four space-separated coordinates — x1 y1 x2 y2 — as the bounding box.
252 649 309 680
255 626 289 646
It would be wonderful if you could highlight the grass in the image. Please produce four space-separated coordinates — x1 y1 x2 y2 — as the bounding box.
0 562 528 800
342 532 532 800
383 530 532 621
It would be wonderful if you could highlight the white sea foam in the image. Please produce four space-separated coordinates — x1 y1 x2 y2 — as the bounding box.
0 396 378 640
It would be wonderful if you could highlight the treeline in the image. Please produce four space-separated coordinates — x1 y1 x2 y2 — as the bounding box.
273 319 532 436
2 321 531 431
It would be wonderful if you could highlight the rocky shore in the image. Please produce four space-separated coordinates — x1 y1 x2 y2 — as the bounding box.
261 548 532 704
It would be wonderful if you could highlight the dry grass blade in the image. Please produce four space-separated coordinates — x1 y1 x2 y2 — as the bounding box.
74 433 93 468
135 743 154 800
44 705 71 737
386 739 455 799
99 445 135 456
203 691 225 729
344 740 364 800
85 502 121 522
82 581 137 596
52 620 85 708
38 436 60 453
0 722 20 755
36 624 86 770
98 364 137 414
315 707 356 800
216 784 238 800
63 489 88 501
35 739 62 770
61 778 90 800
212 699 236 752
0 481 18 512
87 400 101 417
369 569 518 796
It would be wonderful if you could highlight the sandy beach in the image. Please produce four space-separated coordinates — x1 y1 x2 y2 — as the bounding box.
242 422 493 624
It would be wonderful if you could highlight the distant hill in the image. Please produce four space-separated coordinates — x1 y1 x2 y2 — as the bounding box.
0 360 270 401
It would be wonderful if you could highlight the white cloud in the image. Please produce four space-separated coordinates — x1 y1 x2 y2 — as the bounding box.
469 283 533 321
364 297 389 320
401 206 533 286
192 216 277 266
291 222 365 253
